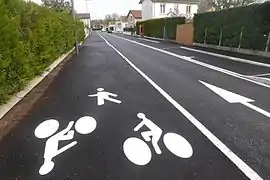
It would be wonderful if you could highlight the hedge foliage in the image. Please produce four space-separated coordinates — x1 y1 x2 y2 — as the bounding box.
0 0 85 104
136 17 186 40
194 2 270 51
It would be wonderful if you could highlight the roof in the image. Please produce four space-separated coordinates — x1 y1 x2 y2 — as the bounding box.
139 0 199 4
127 10 142 19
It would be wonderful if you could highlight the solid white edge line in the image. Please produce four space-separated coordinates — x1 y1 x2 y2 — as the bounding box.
138 37 160 44
98 33 263 180
110 33 270 89
180 46 270 68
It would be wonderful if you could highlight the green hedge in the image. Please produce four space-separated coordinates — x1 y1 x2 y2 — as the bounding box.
136 17 186 40
194 2 270 51
0 0 85 104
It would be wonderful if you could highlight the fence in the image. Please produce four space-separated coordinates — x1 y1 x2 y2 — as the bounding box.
175 22 194 45
200 26 270 55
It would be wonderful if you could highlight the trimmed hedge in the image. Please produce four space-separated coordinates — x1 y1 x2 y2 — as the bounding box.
194 2 270 51
0 0 85 104
136 17 186 40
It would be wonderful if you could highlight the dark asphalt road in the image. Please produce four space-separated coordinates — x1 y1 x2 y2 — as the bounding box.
116 33 270 76
0 31 270 180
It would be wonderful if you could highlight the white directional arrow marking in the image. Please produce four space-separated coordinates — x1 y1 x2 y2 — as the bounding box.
200 81 270 118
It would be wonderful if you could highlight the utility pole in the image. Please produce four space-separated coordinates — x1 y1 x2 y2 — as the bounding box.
85 0 92 34
71 0 79 55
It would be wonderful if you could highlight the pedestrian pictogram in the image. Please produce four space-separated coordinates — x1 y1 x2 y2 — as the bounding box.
88 88 121 106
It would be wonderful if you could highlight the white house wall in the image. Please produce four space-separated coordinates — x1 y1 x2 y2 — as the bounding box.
150 2 198 19
178 4 198 15
142 0 153 20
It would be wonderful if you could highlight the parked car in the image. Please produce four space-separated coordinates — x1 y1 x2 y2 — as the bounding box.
107 27 113 33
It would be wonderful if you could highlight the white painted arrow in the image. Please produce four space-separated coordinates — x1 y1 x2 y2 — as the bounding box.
200 81 270 118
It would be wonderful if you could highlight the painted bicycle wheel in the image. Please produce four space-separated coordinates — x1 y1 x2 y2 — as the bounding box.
75 116 97 135
123 137 152 166
163 133 193 158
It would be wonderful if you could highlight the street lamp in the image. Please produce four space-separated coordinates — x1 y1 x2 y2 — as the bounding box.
71 0 79 55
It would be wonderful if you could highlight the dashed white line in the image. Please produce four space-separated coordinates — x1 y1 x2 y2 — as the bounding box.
98 33 263 180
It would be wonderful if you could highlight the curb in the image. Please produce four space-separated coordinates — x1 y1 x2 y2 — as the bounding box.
0 43 82 120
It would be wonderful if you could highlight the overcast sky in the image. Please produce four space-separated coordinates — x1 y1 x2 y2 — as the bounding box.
33 0 141 20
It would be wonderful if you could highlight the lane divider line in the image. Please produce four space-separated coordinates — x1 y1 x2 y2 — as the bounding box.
250 72 270 77
180 46 270 68
109 33 270 89
98 33 263 180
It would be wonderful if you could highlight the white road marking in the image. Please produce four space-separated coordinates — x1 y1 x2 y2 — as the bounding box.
35 117 97 175
251 72 270 77
88 88 121 106
124 113 193 165
200 81 270 119
109 33 270 89
123 137 152 165
134 113 163 154
98 33 263 180
162 46 181 50
138 37 160 43
35 121 77 175
163 133 193 158
34 120 60 139
200 81 255 103
180 46 270 68
75 116 97 135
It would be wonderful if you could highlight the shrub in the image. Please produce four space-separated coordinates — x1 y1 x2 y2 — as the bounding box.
136 17 186 40
193 2 270 51
0 0 85 104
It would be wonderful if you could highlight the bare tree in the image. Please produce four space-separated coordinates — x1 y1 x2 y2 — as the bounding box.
111 13 120 21
41 0 72 12
198 0 259 12
104 14 112 25
104 13 120 25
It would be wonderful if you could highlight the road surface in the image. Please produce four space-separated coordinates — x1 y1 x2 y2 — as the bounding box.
0 31 270 180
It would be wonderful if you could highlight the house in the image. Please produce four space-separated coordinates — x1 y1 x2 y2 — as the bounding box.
115 16 128 32
126 10 142 27
139 0 199 20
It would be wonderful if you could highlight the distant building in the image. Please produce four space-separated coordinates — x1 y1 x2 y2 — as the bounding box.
126 10 142 27
139 0 199 20
115 16 128 33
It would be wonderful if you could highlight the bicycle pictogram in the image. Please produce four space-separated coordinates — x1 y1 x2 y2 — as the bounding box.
123 113 193 166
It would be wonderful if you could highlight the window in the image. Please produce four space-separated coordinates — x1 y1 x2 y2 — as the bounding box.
129 15 133 22
160 4 166 14
186 5 191 13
